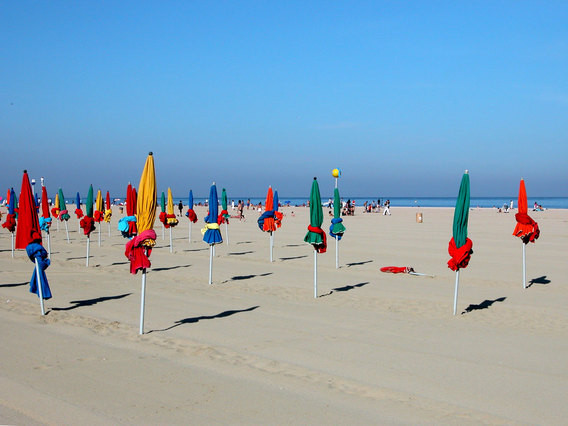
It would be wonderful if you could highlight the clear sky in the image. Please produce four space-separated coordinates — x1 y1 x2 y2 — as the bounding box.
1 1 567 199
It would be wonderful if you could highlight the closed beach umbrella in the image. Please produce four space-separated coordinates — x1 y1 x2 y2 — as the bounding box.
126 152 157 335
40 185 52 257
273 190 283 228
75 192 83 219
202 182 223 284
119 183 137 238
51 192 60 219
186 189 198 244
80 185 96 266
159 191 167 238
16 171 50 315
94 189 104 223
304 178 327 298
2 188 17 256
330 169 346 268
258 186 277 261
58 188 71 243
166 187 179 252
447 171 474 315
220 188 230 244
104 191 112 222
513 179 540 289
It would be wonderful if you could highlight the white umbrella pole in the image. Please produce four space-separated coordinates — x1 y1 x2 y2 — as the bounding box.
522 243 526 289
208 245 213 285
314 250 318 298
11 232 14 258
56 220 59 232
35 258 45 316
162 223 165 240
270 232 274 262
169 227 173 253
64 220 70 243
139 268 147 335
188 222 192 245
225 223 229 245
335 238 339 269
108 222 111 237
98 223 101 247
453 270 460 315
47 231 51 259
86 237 90 267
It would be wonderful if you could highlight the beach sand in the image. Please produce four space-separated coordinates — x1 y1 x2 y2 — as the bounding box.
1 205 566 424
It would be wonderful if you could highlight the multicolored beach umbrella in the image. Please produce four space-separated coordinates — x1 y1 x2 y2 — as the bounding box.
513 178 540 289
304 178 326 298
94 189 104 223
202 182 222 284
75 192 83 220
118 183 137 238
17 171 51 315
51 192 60 219
220 188 230 244
447 170 474 315
273 190 283 228
2 187 17 233
58 188 71 243
258 186 278 261
104 191 112 222
330 169 346 269
40 185 52 257
125 152 157 334
185 189 197 245
165 187 179 252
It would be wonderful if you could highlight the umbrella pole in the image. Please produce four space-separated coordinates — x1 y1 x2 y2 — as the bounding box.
335 238 339 269
35 258 45 316
11 232 14 258
56 220 59 232
314 250 318 298
47 231 51 259
162 223 165 240
108 222 111 237
225 223 229 245
522 243 526 289
169 227 173 253
64 220 70 243
189 222 192 245
208 245 213 285
98 223 101 247
139 268 147 335
86 237 90 267
453 270 460 315
269 232 273 262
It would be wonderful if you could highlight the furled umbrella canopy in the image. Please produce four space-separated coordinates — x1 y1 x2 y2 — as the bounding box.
119 183 137 238
304 178 327 253
75 192 83 219
513 179 540 244
202 183 222 245
94 189 104 223
39 186 52 231
219 188 230 224
185 190 198 223
51 192 60 218
58 189 70 221
447 172 473 271
329 187 346 240
104 191 112 222
159 191 168 228
258 186 276 232
80 185 96 236
2 188 17 233
166 188 179 227
273 190 283 228
16 171 42 249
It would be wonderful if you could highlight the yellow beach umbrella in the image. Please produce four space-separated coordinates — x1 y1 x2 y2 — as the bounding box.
166 187 179 252
137 153 157 234
95 189 104 245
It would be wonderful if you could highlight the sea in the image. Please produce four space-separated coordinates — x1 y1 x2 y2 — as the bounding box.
59 196 568 210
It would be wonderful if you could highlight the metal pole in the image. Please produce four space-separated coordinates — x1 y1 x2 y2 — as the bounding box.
335 237 339 269
314 250 318 299
98 223 101 247
35 258 45 316
169 227 173 253
522 243 526 289
208 245 213 285
139 269 147 335
11 233 14 258
270 232 273 262
47 231 51 259
453 270 460 315
225 223 229 245
86 237 90 267
189 222 192 245
64 220 70 243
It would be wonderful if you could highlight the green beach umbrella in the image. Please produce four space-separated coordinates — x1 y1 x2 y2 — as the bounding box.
81 184 95 266
86 185 94 218
159 191 166 239
304 177 327 298
448 170 474 315
221 188 230 244
57 188 70 243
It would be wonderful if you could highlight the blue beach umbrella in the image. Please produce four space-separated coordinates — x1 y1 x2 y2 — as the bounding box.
202 183 222 284
186 189 198 243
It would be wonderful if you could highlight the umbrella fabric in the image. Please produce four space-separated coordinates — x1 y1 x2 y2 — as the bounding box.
447 172 473 271
202 184 222 245
159 191 168 227
513 179 540 244
273 190 283 228
304 178 327 253
104 191 112 222
166 188 179 227
257 186 276 232
51 192 60 218
185 190 197 223
2 188 17 232
219 188 230 224
329 187 346 240
75 192 83 219
16 171 43 249
39 186 52 231
380 266 414 274
80 185 95 236
120 183 137 238
94 189 104 222
126 152 157 273
27 242 52 299
58 189 70 221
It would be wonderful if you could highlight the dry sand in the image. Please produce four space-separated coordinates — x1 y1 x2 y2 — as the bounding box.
1 205 567 425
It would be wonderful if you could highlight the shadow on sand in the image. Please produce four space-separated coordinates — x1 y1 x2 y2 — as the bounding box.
0 282 28 288
528 276 551 287
345 260 373 267
279 255 307 261
223 272 273 283
52 293 132 311
152 264 191 272
320 282 370 297
462 297 506 314
149 306 260 333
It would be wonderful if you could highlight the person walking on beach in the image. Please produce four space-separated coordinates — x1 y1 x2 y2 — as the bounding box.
178 200 183 217
383 199 391 215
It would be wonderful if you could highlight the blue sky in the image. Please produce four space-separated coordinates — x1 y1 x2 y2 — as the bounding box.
1 1 567 199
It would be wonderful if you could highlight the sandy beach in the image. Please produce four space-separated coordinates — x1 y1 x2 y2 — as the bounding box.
1 205 566 425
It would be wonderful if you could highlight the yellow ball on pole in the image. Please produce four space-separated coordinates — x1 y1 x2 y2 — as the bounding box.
332 168 341 178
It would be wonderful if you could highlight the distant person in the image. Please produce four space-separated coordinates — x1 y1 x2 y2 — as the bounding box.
383 199 391 216
510 200 514 210
178 200 183 216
